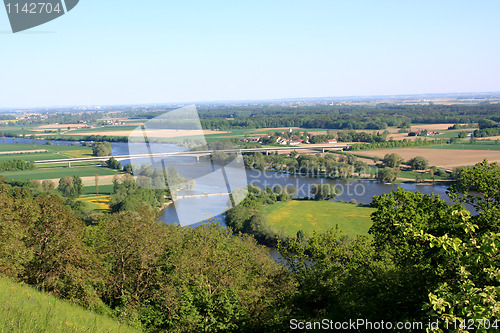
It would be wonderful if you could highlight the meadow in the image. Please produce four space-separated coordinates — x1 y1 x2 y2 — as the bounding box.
263 200 375 237
0 276 139 333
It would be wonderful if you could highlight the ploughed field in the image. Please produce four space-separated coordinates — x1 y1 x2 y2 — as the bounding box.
357 144 500 169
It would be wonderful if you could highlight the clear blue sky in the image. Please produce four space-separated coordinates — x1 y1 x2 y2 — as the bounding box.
1 0 499 108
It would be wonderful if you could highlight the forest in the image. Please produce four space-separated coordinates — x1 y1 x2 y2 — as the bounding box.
0 160 498 332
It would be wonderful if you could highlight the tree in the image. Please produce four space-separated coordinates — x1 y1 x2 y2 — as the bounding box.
377 167 397 183
382 153 403 168
92 142 112 157
0 181 37 277
41 179 55 192
145 223 293 332
106 157 122 170
369 161 500 326
310 184 338 200
95 174 99 195
407 156 429 170
24 194 100 308
57 175 83 198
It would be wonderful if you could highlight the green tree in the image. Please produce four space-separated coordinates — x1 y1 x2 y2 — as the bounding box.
382 153 403 168
310 184 338 200
24 194 101 309
407 156 429 170
377 167 398 183
92 142 112 157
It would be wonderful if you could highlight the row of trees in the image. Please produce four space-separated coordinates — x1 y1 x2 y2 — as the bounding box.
0 159 36 172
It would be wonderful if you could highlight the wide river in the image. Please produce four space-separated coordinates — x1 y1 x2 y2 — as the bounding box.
2 138 452 227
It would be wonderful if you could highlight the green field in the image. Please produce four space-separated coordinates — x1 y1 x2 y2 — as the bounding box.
0 166 120 181
0 152 68 162
83 184 115 195
0 276 138 333
263 200 375 237
0 143 44 151
425 142 500 150
37 161 101 168
0 142 93 156
66 125 137 134
398 170 449 181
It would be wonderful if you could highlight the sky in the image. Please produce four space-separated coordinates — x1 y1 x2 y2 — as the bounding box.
0 0 499 108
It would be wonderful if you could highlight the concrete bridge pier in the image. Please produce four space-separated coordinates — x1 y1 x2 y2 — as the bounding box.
68 161 71 168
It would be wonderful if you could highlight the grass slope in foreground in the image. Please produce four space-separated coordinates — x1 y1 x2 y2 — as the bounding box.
263 200 375 237
0 276 138 333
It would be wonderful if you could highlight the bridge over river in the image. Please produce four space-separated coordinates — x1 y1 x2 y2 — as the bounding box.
34 145 350 167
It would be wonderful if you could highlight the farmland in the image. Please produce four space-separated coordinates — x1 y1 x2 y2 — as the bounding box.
0 166 120 181
263 200 375 238
356 145 500 169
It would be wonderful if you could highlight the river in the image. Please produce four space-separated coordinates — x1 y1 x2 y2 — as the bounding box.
1 137 453 225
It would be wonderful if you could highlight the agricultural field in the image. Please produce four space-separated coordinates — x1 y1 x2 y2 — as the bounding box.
358 145 500 169
0 142 93 158
263 200 375 237
0 143 45 152
78 195 111 211
425 142 500 150
82 184 115 195
0 152 67 162
0 276 138 333
0 166 121 181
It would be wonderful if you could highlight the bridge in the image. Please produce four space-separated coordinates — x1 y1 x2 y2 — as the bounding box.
34 145 350 166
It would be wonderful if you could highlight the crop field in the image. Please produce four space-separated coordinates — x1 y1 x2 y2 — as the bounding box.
425 142 500 150
0 143 44 151
0 152 68 162
0 143 94 156
83 184 114 195
263 200 375 237
37 161 100 168
358 146 500 169
0 166 120 181
78 195 111 211
0 276 138 333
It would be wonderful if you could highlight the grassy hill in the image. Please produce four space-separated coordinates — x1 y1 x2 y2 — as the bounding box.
0 276 139 333
263 200 375 237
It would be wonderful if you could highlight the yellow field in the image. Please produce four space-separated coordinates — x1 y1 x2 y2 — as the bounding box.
78 195 111 210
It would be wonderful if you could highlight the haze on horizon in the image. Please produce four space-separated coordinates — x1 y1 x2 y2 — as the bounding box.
1 0 499 108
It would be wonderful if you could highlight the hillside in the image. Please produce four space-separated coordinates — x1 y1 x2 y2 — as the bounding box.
0 276 139 333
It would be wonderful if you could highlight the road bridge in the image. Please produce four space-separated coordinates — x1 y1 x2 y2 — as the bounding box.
34 145 350 166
